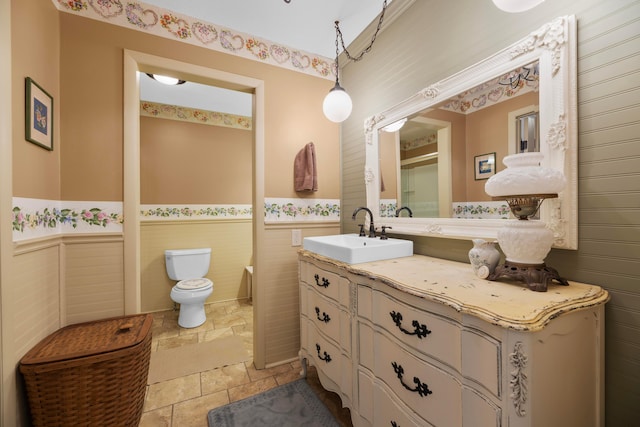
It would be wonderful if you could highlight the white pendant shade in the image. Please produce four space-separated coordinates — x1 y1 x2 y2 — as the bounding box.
323 85 353 123
492 0 545 13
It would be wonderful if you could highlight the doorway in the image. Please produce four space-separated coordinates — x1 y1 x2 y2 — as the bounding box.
123 50 266 366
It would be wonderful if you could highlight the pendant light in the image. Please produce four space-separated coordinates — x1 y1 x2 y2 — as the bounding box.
323 0 388 123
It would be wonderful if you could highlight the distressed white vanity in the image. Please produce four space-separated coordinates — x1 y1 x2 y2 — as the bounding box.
299 250 608 427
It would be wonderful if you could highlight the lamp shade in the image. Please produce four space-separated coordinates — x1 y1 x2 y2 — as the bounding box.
485 152 565 197
323 84 353 123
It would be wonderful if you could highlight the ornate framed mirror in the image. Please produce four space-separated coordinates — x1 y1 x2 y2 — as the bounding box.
365 15 577 249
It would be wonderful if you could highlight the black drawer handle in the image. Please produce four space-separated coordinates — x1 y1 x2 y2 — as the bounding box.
316 343 332 363
314 274 330 288
315 307 331 323
390 311 431 339
391 361 432 397
391 422 399 427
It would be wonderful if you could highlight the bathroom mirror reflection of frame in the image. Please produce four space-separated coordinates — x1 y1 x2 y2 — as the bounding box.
365 15 578 250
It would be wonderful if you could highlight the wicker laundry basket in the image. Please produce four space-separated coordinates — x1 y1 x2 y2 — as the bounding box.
19 314 153 427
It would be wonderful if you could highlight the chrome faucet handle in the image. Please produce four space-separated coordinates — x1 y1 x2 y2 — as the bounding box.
357 224 366 237
380 225 392 240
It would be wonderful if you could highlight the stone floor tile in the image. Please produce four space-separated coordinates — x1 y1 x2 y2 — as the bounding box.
156 333 199 351
227 376 278 402
171 390 229 427
245 361 294 382
139 405 172 427
144 373 202 411
201 362 250 395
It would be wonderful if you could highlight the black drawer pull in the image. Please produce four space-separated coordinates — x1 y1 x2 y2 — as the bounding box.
391 361 432 397
315 307 331 323
390 310 431 339
316 343 332 363
391 422 399 427
314 274 330 288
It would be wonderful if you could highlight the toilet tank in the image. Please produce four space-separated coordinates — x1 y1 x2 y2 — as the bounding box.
165 248 211 280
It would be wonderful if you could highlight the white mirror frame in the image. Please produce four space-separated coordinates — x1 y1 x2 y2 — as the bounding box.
365 15 577 250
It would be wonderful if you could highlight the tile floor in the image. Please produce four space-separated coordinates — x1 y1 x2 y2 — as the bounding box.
140 299 353 427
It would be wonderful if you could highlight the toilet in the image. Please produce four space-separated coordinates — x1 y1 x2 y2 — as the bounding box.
165 248 214 328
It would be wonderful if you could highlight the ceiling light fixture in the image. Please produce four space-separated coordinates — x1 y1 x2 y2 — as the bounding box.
323 0 388 123
492 0 544 13
145 73 186 85
382 118 407 132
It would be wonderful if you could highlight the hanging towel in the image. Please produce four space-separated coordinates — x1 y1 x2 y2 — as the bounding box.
294 142 318 192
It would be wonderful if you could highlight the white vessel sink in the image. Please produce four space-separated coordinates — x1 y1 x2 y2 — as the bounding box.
303 234 413 264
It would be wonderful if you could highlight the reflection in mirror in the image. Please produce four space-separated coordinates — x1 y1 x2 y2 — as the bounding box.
380 63 539 219
365 16 577 249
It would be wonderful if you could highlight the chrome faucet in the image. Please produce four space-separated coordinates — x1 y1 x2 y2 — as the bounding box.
352 207 376 238
395 206 413 217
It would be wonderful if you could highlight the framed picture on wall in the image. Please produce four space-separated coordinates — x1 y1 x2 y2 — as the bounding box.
25 77 53 151
474 152 496 180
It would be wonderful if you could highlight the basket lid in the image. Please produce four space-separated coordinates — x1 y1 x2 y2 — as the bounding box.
20 314 153 366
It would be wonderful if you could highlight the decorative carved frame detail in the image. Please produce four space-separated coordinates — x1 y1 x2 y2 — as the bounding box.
509 341 529 417
364 16 577 249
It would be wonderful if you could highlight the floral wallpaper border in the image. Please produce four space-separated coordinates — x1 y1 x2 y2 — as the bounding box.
12 197 340 241
380 199 398 218
12 197 123 242
380 199 510 219
140 204 252 221
452 201 511 219
440 64 539 115
264 198 340 222
53 0 335 80
140 101 252 130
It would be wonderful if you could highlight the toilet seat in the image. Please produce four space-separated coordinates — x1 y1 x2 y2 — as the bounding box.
175 278 212 291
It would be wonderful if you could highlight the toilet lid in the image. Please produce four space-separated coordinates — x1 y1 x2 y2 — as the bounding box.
176 278 212 290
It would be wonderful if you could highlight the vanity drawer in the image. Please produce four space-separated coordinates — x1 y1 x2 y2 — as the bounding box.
373 291 461 370
374 382 433 427
300 262 344 303
307 289 340 340
307 322 352 397
373 328 462 426
462 328 501 397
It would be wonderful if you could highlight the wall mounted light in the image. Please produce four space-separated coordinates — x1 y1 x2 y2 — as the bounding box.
145 73 186 85
323 0 388 123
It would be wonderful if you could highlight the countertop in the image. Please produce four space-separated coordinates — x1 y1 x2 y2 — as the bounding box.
299 250 610 331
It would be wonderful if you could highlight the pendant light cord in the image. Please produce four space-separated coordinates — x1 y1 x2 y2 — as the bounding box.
335 0 388 63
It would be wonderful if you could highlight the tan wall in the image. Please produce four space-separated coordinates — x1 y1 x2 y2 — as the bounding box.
262 225 339 365
59 15 340 201
465 91 538 201
64 237 125 325
379 131 397 199
11 0 60 199
4 1 61 425
140 221 253 312
56 9 340 373
9 244 61 425
140 117 252 204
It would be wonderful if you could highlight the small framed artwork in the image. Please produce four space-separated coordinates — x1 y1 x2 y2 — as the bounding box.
474 152 496 180
25 77 53 151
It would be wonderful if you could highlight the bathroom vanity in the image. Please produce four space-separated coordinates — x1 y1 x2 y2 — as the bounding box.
298 250 608 427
